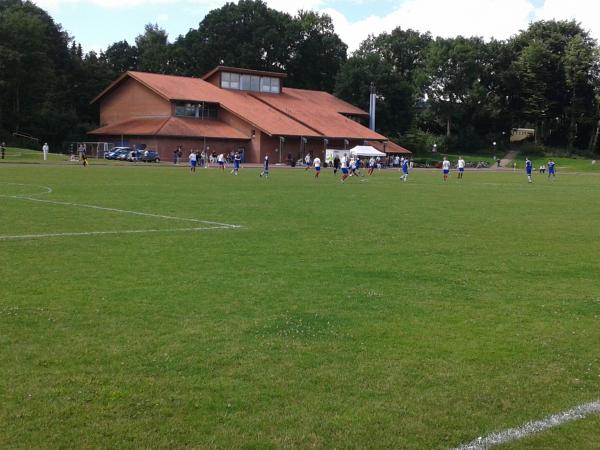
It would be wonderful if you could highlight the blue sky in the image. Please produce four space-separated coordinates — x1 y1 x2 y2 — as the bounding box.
35 0 600 54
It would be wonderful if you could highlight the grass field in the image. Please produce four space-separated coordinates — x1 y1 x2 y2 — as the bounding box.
1 162 599 449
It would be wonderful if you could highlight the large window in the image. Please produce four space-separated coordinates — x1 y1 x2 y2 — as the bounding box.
221 71 281 94
175 102 218 120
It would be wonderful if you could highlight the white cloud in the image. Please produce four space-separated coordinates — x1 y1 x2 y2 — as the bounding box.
325 0 536 52
265 0 325 15
535 0 600 39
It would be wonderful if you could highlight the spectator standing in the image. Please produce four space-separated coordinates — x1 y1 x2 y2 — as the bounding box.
42 142 49 161
1 142 5 159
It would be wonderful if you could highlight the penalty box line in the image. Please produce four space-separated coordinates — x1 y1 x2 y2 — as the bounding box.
10 195 242 229
0 226 233 241
453 400 600 450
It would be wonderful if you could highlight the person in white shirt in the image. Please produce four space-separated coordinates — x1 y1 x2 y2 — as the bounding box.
42 142 49 161
340 154 349 182
217 153 225 171
189 150 197 173
457 157 466 179
368 157 376 176
442 156 451 181
349 157 356 176
313 157 321 178
304 153 311 171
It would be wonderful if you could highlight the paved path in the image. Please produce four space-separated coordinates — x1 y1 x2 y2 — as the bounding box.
495 150 519 169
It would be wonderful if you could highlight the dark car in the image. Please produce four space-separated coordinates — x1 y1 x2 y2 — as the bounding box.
141 150 160 163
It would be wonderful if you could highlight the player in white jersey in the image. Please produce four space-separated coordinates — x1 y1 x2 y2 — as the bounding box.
340 154 349 182
457 157 465 179
189 150 197 173
442 157 451 181
304 153 311 170
313 157 321 178
217 153 225 171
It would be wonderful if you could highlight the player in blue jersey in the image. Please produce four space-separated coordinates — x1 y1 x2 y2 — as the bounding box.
354 158 363 176
547 159 556 180
525 157 533 183
400 157 409 182
232 151 241 175
260 155 269 178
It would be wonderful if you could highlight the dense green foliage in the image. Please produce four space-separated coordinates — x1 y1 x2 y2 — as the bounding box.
1 164 600 448
1 0 600 154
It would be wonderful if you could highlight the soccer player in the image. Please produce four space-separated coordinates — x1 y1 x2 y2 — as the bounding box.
333 155 340 175
189 150 197 173
457 156 465 179
355 158 363 176
525 156 533 183
368 157 376 176
232 151 241 175
304 153 311 170
400 157 409 182
442 156 451 181
349 157 356 176
548 159 556 180
217 153 225 171
81 153 88 167
260 155 269 178
340 154 349 182
313 156 321 178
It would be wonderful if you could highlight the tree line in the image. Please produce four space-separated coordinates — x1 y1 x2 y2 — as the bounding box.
1 0 599 154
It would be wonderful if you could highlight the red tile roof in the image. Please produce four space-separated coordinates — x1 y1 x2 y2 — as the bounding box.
89 116 249 140
92 70 388 141
366 140 412 154
202 66 287 81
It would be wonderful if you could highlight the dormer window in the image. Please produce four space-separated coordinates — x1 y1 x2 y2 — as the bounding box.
221 71 280 93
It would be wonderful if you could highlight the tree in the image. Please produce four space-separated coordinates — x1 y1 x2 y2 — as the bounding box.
335 28 431 136
101 40 139 74
284 11 347 92
135 24 170 73
172 0 292 77
424 36 486 138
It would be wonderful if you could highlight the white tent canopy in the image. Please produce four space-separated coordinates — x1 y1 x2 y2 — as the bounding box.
348 145 386 157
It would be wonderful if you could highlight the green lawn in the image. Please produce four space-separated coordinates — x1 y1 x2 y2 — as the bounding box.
0 147 70 163
1 164 599 449
509 155 600 172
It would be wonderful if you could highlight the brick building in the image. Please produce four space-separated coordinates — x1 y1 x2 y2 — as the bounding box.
89 66 410 163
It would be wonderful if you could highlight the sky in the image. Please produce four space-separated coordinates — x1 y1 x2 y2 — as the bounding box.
32 0 600 54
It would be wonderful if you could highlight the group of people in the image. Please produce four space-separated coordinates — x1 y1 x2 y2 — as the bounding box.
525 157 556 183
183 147 557 184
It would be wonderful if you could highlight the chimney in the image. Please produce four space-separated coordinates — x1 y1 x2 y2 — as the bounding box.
369 83 376 131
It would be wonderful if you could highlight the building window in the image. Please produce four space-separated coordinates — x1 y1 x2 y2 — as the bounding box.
230 73 240 90
260 77 271 92
221 72 231 89
270 77 280 93
240 74 251 91
220 71 281 94
175 102 218 120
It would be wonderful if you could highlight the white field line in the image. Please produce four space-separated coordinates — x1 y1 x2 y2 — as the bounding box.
4 195 241 229
453 400 600 450
1 182 241 240
0 226 232 241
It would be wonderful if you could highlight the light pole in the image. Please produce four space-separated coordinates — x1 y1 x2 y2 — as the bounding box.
279 136 285 163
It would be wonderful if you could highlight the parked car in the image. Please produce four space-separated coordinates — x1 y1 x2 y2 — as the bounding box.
141 150 160 163
105 147 130 160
